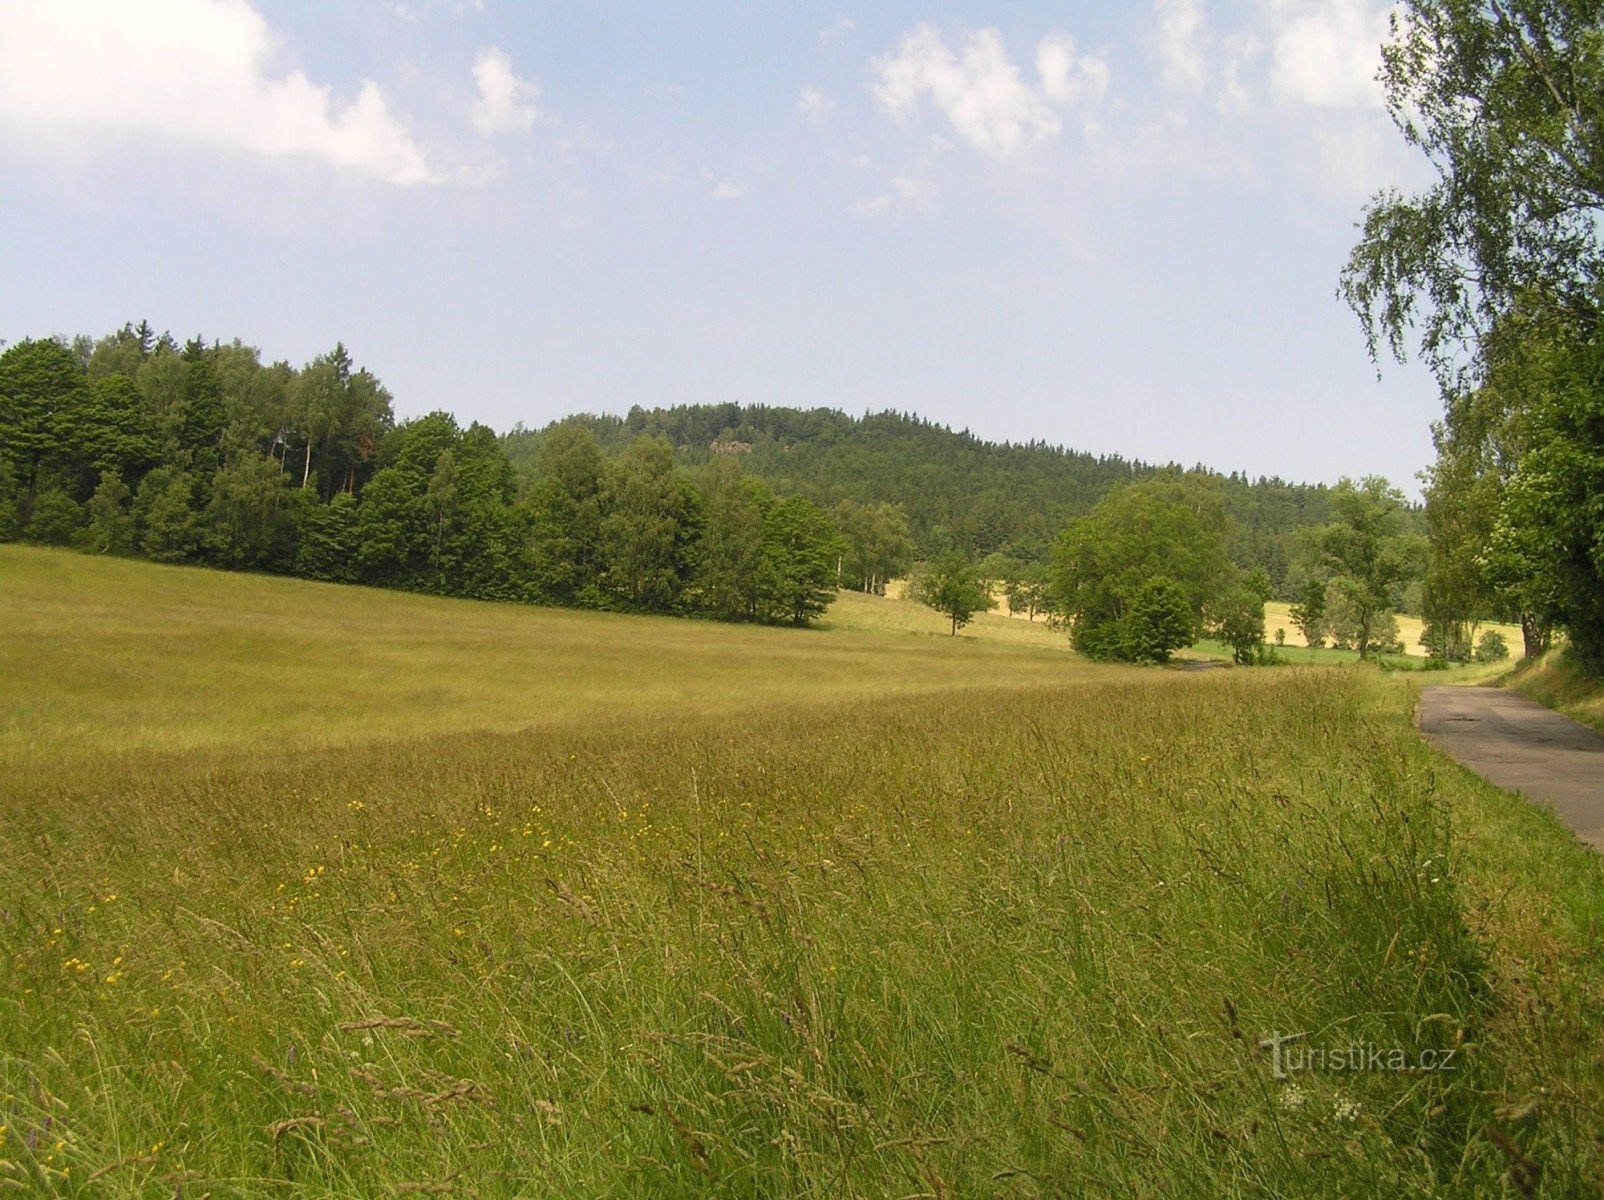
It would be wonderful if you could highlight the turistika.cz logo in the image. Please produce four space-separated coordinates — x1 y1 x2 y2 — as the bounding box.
1258 1030 1459 1080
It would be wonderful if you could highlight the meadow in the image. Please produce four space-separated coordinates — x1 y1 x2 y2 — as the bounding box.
2 546 1601 1197
1261 601 1527 662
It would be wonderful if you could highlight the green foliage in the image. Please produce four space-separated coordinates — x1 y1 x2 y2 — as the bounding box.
832 498 914 593
1346 3 1604 675
1420 619 1472 665
80 374 160 481
292 343 394 499
354 463 430 584
179 357 226 464
82 471 135 555
505 405 1334 591
1300 477 1422 660
204 453 298 570
1052 474 1236 661
1287 576 1327 650
599 436 700 612
0 461 20 541
525 423 606 604
1475 629 1510 663
22 488 85 546
910 551 994 635
1343 0 1604 378
1326 583 1405 656
294 490 358 582
757 495 840 625
134 468 201 563
1494 331 1604 670
1120 575 1197 664
1003 559 1050 620
0 337 88 499
696 456 771 621
1210 578 1271 666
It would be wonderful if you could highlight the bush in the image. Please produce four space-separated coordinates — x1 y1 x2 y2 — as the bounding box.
1208 586 1267 665
1474 629 1510 663
1420 620 1472 664
1072 576 1196 665
23 489 86 546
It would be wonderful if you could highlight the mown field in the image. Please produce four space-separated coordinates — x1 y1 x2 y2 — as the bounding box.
2 546 1601 1197
1261 602 1527 662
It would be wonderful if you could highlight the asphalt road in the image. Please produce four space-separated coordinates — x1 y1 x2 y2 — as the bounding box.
1419 686 1604 850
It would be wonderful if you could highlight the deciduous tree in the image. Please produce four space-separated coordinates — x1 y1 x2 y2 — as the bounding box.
912 552 994 636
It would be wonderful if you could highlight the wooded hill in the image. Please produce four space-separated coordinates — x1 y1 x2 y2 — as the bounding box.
504 405 1342 598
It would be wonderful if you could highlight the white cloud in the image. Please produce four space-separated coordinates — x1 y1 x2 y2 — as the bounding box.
819 16 857 45
470 46 543 136
1037 34 1110 111
1216 33 1263 115
0 0 438 185
1269 0 1391 108
852 175 936 220
797 87 835 124
1153 0 1209 90
870 24 1107 158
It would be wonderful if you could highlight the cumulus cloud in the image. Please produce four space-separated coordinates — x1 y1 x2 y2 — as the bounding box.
1269 0 1391 108
1037 33 1110 110
0 0 438 185
470 46 543 135
1153 0 1209 90
870 24 1108 158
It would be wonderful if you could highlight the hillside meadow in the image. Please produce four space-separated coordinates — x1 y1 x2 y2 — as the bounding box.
2 546 1601 1197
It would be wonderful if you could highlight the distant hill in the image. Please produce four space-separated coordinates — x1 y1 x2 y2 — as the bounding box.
503 404 1334 595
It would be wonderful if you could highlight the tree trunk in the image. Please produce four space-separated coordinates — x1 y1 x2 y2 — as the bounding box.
1520 612 1548 660
301 439 313 488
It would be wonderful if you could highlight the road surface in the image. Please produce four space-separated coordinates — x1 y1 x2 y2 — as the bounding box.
1419 686 1604 849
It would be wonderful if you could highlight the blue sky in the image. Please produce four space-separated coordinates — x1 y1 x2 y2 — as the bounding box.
0 1 1441 490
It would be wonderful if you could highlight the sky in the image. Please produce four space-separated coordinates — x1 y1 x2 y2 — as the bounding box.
0 0 1444 491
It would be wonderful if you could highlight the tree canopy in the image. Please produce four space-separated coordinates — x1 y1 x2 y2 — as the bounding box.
1049 474 1238 663
1344 0 1604 671
0 326 844 631
503 405 1337 598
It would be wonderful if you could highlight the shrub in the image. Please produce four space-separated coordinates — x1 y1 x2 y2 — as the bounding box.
23 489 85 546
1474 629 1510 663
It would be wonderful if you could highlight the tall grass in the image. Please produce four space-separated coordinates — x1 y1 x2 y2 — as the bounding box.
1507 646 1604 734
1 547 1600 1196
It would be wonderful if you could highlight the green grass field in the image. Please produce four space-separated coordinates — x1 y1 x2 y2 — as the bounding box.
2 547 1601 1197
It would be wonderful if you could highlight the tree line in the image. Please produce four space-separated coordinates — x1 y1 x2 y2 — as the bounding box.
904 471 1430 666
1 323 1444 664
1344 0 1604 673
0 326 842 626
502 404 1345 599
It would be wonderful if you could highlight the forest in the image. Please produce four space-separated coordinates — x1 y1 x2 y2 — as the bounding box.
502 403 1341 596
0 327 842 627
0 322 1375 644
